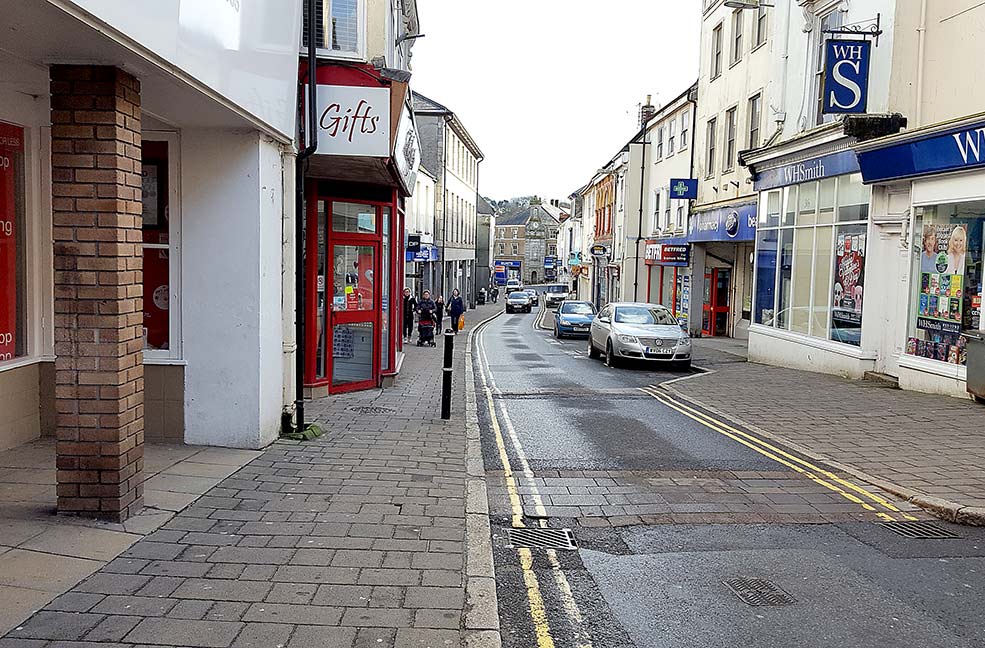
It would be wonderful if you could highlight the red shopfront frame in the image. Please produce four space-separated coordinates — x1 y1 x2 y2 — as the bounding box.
304 184 402 393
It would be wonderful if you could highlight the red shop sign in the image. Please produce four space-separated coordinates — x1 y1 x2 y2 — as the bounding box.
0 122 23 361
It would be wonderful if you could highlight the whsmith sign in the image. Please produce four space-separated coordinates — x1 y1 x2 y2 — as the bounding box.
753 150 861 191
857 120 985 184
822 39 871 115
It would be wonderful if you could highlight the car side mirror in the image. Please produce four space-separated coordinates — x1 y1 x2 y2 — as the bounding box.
598 316 609 324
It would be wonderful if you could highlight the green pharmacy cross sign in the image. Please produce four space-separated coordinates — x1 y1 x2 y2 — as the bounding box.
670 178 698 200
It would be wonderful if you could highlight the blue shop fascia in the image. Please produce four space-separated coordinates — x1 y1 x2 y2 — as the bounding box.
853 111 985 398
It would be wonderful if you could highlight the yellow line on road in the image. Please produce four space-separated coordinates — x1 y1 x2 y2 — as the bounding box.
519 548 556 648
640 386 901 521
651 387 919 520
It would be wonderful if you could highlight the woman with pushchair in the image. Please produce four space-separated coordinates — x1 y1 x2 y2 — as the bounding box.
416 290 438 347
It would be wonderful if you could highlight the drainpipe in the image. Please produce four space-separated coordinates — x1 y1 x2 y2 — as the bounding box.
295 0 319 434
915 0 928 126
633 125 647 302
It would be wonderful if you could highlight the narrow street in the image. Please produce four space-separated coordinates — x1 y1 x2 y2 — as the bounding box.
475 299 985 648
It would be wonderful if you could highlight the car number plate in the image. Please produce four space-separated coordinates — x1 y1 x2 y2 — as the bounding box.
647 347 673 355
574 324 588 330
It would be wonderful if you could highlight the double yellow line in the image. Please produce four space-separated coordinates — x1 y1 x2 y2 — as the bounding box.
639 386 918 522
476 321 592 648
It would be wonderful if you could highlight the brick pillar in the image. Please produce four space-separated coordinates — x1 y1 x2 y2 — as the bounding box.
50 65 144 522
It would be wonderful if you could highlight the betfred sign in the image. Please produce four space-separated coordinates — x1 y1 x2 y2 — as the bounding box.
309 85 391 157
644 239 690 267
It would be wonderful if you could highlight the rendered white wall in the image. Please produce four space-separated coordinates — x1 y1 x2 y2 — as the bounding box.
181 130 284 449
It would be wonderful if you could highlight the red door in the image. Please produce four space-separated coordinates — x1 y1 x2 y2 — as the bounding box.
701 268 731 337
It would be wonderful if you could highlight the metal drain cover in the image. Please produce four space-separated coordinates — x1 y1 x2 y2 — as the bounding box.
723 578 796 607
507 527 577 550
348 406 395 414
880 521 960 539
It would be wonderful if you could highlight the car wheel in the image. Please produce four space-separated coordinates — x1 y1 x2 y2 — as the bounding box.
605 340 620 369
588 338 600 359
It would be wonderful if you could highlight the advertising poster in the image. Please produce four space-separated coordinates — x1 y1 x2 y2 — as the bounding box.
0 122 23 361
916 224 966 335
831 226 865 345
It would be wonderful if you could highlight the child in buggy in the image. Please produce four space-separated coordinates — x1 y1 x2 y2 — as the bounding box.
416 290 438 347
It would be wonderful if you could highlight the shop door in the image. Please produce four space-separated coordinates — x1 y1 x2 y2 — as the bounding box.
329 241 379 393
702 268 731 337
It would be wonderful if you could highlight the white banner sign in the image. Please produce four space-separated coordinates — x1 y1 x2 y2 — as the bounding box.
310 85 390 158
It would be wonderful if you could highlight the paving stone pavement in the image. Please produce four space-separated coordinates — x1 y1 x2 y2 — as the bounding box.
670 343 985 521
0 305 501 648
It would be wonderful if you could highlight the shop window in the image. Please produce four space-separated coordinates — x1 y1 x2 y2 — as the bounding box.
334 201 376 233
905 201 985 367
141 136 181 359
0 122 26 363
332 245 374 312
302 0 363 59
753 174 870 346
316 202 328 379
380 208 390 372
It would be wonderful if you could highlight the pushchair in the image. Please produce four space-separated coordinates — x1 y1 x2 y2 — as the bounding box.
417 308 437 347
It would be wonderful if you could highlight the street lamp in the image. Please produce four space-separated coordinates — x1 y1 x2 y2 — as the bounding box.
724 0 774 8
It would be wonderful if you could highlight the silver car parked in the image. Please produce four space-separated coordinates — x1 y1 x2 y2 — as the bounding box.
588 302 691 370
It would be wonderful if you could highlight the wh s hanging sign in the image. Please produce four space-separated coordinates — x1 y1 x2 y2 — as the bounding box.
823 39 871 114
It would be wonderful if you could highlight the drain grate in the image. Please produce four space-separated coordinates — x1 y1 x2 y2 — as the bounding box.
348 406 395 414
880 520 960 539
723 578 796 607
507 527 577 550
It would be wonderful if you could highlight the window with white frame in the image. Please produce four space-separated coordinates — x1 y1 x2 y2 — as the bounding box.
755 5 768 48
711 22 723 78
748 93 762 149
141 134 181 360
656 127 664 159
668 120 676 154
814 10 845 125
731 10 743 64
680 111 690 149
652 190 661 232
676 205 685 230
499 242 505 255
511 242 518 255
302 0 363 58
724 107 737 172
705 117 717 177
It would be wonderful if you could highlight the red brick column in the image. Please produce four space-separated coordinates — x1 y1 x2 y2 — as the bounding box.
50 65 144 522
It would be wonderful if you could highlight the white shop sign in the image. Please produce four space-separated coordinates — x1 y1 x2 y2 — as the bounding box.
309 85 391 158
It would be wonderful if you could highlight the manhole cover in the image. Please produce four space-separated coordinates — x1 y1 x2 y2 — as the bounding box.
880 521 960 539
348 406 395 414
723 578 796 607
507 527 577 550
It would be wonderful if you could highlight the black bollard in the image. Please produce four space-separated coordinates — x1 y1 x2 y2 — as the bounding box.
441 330 454 420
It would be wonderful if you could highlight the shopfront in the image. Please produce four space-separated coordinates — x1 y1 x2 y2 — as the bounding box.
856 113 985 396
687 202 757 337
746 143 875 376
302 63 419 396
644 237 691 328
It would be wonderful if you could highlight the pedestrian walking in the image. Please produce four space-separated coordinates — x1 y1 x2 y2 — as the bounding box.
434 294 445 331
448 288 465 335
416 290 437 346
402 287 417 343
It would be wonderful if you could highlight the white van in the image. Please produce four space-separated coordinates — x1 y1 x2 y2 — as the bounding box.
505 278 523 292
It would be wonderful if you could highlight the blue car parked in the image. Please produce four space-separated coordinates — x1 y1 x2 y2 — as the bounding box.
553 300 596 338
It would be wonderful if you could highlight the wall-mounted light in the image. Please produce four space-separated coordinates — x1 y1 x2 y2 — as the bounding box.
397 33 425 46
724 0 774 9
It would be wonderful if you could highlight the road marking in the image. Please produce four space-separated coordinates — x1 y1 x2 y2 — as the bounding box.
640 386 914 521
653 387 918 519
475 317 593 648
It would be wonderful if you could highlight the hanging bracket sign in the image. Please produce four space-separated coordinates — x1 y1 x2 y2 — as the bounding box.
590 244 609 257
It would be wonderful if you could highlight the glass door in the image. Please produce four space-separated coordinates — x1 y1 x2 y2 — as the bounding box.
329 241 379 392
702 268 732 337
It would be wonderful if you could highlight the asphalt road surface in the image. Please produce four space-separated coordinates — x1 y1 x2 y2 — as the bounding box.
474 295 985 648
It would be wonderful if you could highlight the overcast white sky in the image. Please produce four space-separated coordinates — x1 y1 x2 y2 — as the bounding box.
410 0 702 201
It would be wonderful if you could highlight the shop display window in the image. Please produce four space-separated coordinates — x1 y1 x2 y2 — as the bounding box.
753 173 869 346
0 122 26 362
904 201 985 366
141 137 181 359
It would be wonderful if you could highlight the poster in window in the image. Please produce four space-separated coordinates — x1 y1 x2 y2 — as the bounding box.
916 224 967 335
142 164 159 227
831 225 866 346
0 122 24 361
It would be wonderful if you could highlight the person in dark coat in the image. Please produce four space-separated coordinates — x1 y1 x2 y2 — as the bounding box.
402 287 417 343
448 288 465 334
434 294 445 331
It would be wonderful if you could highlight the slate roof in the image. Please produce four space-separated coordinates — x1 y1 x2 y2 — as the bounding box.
477 195 495 215
412 91 451 114
496 204 562 227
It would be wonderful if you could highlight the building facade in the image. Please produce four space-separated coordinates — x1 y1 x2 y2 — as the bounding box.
299 0 422 397
413 93 484 306
494 204 560 285
476 194 496 294
691 0 773 338
0 0 305 519
405 166 438 296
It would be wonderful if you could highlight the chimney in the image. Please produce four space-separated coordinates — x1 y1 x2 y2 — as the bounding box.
640 94 656 128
